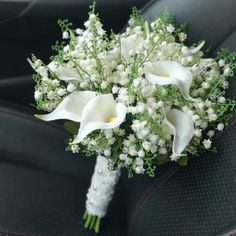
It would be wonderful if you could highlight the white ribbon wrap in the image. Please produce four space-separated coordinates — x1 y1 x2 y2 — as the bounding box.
86 155 121 218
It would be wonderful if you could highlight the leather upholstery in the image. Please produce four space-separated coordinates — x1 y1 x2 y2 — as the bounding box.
0 76 33 105
125 1 236 235
142 0 236 52
126 121 236 236
0 101 126 236
0 0 235 235
0 0 148 79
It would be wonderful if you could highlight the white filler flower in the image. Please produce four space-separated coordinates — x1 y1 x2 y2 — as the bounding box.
120 35 144 62
164 109 195 160
202 139 212 149
145 60 193 100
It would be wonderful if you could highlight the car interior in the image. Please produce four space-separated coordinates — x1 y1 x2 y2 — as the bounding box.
0 0 235 235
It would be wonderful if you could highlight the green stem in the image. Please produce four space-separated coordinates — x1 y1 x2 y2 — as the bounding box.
94 217 101 234
83 210 88 220
89 216 96 230
83 211 102 233
84 214 92 228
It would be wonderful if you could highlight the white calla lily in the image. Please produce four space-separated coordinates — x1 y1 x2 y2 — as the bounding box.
145 60 193 100
35 91 97 122
48 61 81 82
164 108 194 160
73 94 127 144
120 35 144 62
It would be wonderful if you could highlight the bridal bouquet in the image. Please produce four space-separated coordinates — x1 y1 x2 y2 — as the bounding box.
29 4 236 233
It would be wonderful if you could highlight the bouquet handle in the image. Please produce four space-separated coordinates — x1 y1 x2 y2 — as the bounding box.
83 155 121 233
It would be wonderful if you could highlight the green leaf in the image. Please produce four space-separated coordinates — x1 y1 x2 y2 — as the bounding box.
155 154 170 165
64 121 80 135
158 9 174 24
64 137 71 145
177 155 188 166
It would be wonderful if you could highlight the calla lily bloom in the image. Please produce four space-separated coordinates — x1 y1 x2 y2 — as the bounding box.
48 61 81 82
164 108 194 160
73 94 127 144
120 35 144 62
36 92 127 144
35 91 97 122
145 60 193 100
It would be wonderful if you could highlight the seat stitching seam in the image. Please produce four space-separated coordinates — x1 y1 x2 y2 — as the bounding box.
127 117 236 235
127 165 181 235
0 230 39 236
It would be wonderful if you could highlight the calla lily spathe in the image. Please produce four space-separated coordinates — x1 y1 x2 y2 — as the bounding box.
145 60 193 100
35 91 97 122
164 108 194 160
73 94 127 144
36 92 127 144
48 61 81 82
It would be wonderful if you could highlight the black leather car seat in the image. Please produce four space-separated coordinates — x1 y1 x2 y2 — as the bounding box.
0 0 236 235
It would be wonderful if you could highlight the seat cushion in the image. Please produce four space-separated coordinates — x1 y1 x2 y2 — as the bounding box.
0 162 126 236
0 76 34 106
125 120 236 236
0 100 95 180
0 101 127 235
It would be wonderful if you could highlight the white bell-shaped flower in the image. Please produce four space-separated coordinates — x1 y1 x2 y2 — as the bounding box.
164 109 194 160
73 94 127 144
145 60 193 100
35 91 97 122
48 61 81 82
120 35 144 62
